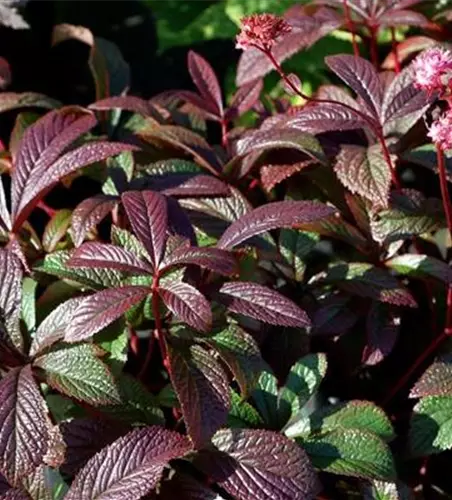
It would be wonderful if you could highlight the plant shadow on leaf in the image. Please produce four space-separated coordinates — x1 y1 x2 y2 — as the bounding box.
409 412 442 457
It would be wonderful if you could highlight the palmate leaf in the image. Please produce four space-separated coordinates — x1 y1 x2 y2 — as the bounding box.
0 248 23 352
334 144 393 208
168 344 230 448
69 242 152 275
0 365 49 487
71 194 118 247
219 281 310 327
159 281 212 332
65 286 150 342
65 426 191 500
325 55 384 120
35 343 120 406
206 323 266 398
217 200 335 249
301 428 396 481
188 50 223 118
195 428 319 500
121 190 168 271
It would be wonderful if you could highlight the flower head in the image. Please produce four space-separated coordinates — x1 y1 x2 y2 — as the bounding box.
428 109 452 151
413 47 452 95
236 14 292 53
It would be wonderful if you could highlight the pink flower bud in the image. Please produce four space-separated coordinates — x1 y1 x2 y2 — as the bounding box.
236 14 292 53
428 110 452 151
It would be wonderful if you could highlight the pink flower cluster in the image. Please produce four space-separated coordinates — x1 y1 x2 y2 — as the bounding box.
236 14 292 53
413 47 452 151
413 47 452 95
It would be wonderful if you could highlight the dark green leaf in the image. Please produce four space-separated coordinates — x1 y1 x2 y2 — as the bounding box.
386 254 452 284
42 209 72 253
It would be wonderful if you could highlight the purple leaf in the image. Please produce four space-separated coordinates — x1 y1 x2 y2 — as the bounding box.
378 9 429 28
0 248 23 352
30 297 85 357
168 344 230 448
325 55 384 120
89 96 158 117
159 281 212 332
60 418 127 476
285 104 371 134
0 57 11 90
11 107 96 218
0 176 11 232
381 65 428 126
188 51 223 118
196 428 319 500
161 245 237 276
219 282 310 327
334 144 393 208
235 128 326 164
225 79 263 121
69 242 152 275
157 174 230 198
0 365 49 487
65 426 191 500
362 303 400 366
174 90 221 120
0 92 59 115
65 286 150 342
217 200 335 249
121 190 168 271
260 161 314 192
14 141 136 231
72 194 118 247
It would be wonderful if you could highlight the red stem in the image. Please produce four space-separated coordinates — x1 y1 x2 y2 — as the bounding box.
369 24 379 69
264 50 400 188
390 27 400 74
383 146 452 405
221 117 228 149
342 0 360 57
152 274 170 374
37 200 56 218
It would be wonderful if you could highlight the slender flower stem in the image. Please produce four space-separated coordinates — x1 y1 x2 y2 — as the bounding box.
390 27 400 74
383 146 452 405
151 274 170 374
264 49 400 187
342 0 360 57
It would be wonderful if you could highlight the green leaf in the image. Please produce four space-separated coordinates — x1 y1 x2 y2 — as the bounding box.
103 151 134 196
386 254 452 284
362 479 413 500
111 226 148 259
95 320 128 374
42 209 72 253
300 428 396 480
35 250 124 290
45 394 84 422
21 277 37 333
100 372 164 425
35 344 120 406
370 190 442 244
410 355 452 398
252 369 279 428
409 396 452 456
278 354 327 426
140 159 204 177
206 323 265 397
286 401 394 441
315 262 417 307
278 229 319 282
228 390 264 428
